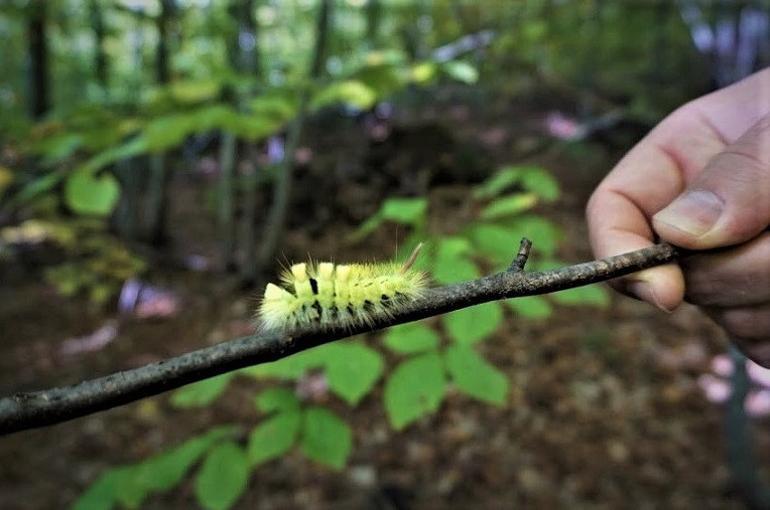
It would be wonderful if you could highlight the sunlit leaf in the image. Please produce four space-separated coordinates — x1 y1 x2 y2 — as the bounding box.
411 62 438 83
442 60 479 84
480 193 538 220
384 352 445 430
169 80 221 103
312 80 377 110
64 171 120 216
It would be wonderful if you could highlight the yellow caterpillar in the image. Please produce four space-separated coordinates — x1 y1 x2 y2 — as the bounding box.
258 246 426 332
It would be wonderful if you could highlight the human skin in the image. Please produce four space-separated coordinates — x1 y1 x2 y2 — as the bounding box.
586 68 770 366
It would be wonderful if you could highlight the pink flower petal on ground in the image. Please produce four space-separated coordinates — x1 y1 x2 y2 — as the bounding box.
544 112 584 140
698 374 732 403
745 390 770 418
747 361 770 389
60 321 119 356
711 354 734 378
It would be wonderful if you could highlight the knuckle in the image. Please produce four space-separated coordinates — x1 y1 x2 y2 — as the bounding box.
719 308 769 341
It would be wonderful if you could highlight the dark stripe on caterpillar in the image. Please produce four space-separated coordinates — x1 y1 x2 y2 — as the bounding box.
309 278 319 295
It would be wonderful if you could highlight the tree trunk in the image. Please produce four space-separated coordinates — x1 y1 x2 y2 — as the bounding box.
237 0 263 285
27 0 50 118
89 0 108 97
145 0 176 246
256 0 333 271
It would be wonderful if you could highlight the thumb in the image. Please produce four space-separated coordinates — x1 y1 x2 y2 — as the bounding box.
653 114 770 249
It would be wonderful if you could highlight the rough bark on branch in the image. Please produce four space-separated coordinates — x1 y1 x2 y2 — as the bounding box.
0 240 681 436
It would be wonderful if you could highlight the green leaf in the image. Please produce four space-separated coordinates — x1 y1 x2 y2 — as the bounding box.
142 113 198 152
169 80 221 103
248 90 299 122
119 426 237 507
254 387 300 414
380 197 427 224
247 343 383 405
350 197 427 241
551 285 611 308
506 296 553 319
194 442 249 510
498 215 561 257
244 345 329 380
383 352 446 430
444 345 508 406
76 136 148 175
382 322 440 354
36 133 82 165
7 169 66 208
473 168 521 199
170 373 235 408
519 167 560 202
325 343 384 406
467 223 520 265
72 467 133 510
474 166 559 202
480 193 538 220
247 411 301 466
411 61 438 83
64 171 120 216
312 80 377 110
136 427 236 493
442 302 503 346
300 407 352 470
443 61 479 84
432 237 479 284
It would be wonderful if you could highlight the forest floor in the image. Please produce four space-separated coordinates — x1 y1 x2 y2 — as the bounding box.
0 89 765 509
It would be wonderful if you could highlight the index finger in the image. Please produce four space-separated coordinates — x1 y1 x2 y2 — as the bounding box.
586 106 726 311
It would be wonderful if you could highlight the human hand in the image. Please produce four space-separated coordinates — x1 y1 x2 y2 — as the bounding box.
586 68 770 366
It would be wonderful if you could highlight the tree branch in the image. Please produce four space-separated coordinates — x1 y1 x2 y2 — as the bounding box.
0 240 681 436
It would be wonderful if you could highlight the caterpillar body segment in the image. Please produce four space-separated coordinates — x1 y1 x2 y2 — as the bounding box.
258 260 426 332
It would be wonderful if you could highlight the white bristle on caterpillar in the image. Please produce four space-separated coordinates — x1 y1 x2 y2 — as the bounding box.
257 249 426 332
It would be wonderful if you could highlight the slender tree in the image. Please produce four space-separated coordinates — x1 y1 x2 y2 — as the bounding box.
89 0 109 97
236 0 263 285
27 0 50 118
145 0 177 245
256 0 333 271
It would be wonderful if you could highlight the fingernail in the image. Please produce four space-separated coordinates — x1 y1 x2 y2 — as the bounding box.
627 281 674 313
653 190 724 237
